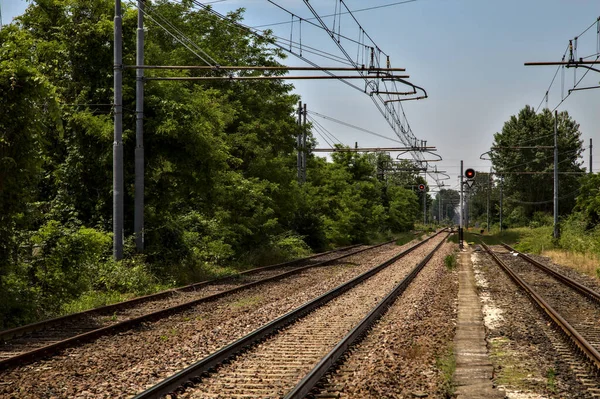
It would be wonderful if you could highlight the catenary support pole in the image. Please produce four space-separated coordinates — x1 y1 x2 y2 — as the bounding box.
302 103 307 183
423 190 426 226
297 101 302 183
487 168 491 233
134 0 145 252
499 177 503 232
113 0 124 260
459 160 463 248
438 193 441 225
590 138 593 174
554 110 559 239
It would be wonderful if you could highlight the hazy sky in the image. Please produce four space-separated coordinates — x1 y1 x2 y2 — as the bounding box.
3 0 600 191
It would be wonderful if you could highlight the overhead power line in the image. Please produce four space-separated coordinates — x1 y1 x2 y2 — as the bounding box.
254 1 418 29
308 111 403 144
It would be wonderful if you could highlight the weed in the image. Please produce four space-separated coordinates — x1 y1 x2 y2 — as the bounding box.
547 368 557 392
395 232 418 246
230 295 263 310
436 346 456 397
444 254 457 270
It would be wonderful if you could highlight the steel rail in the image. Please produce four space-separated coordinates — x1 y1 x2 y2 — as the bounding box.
132 230 446 399
501 243 600 305
0 244 361 342
481 242 600 372
285 233 449 399
0 242 390 370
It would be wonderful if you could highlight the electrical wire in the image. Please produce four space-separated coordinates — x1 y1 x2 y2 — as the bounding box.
183 0 368 93
506 188 580 205
552 54 600 111
308 111 403 144
145 2 219 65
306 115 342 144
127 0 216 66
535 43 570 112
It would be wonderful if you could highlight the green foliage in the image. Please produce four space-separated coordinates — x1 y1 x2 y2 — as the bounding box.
510 226 555 254
444 254 457 270
395 232 418 246
574 173 600 229
559 213 600 256
0 1 425 328
490 106 584 225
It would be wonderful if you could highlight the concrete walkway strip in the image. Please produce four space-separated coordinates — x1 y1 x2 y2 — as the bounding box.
453 244 505 399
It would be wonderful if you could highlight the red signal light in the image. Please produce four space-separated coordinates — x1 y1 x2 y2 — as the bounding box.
418 184 426 191
465 168 476 179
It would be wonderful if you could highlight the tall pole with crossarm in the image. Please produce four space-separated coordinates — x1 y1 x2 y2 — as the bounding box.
134 0 145 252
113 0 124 260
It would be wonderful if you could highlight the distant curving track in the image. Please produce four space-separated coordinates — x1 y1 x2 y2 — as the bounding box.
132 230 449 399
481 242 600 392
0 242 394 370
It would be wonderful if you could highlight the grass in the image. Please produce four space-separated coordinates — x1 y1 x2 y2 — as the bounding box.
444 254 457 270
395 231 418 246
435 345 456 397
488 337 531 388
542 249 600 280
546 367 557 393
230 295 263 310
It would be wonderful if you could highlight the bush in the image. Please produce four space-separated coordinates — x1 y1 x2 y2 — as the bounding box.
235 231 312 269
559 213 600 255
0 221 113 327
512 226 554 254
27 221 112 315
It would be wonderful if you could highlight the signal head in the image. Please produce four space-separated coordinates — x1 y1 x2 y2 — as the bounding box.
465 168 476 179
418 184 426 191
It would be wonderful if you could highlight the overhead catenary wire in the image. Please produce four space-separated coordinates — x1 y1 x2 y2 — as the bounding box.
127 0 217 66
308 111 403 144
254 1 418 29
552 54 600 111
532 16 600 112
184 0 369 93
307 115 342 144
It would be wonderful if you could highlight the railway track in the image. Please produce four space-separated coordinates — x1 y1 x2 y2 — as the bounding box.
132 231 449 399
481 242 600 394
0 242 394 370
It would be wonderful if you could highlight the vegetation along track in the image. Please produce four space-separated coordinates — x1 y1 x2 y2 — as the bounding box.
481 242 600 393
0 242 386 370
132 231 449 399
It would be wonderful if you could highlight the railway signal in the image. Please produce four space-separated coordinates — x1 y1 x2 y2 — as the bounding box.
418 184 426 191
465 168 476 179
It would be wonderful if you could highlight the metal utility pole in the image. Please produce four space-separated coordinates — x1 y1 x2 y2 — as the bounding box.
134 0 145 252
302 103 307 183
423 190 427 226
553 110 559 239
487 169 491 233
297 101 302 183
590 138 593 174
113 0 124 260
499 177 503 233
459 160 463 248
438 193 441 225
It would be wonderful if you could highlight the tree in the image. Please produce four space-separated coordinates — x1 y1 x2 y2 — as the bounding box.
490 106 584 225
432 189 460 224
573 173 600 229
